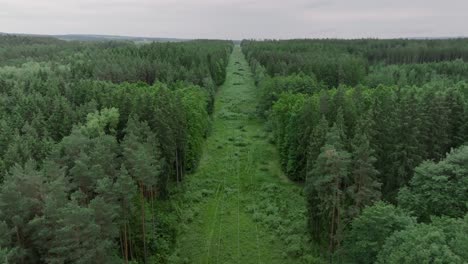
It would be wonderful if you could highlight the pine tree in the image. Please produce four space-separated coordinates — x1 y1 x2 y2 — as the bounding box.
311 122 350 254
33 161 70 264
384 88 422 200
445 87 467 147
114 166 138 263
48 199 115 264
305 116 329 241
334 107 347 144
347 117 381 219
419 90 451 160
0 160 46 263
306 116 329 171
122 117 162 263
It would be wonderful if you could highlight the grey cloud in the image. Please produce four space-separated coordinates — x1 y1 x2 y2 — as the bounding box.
301 0 334 9
0 0 466 39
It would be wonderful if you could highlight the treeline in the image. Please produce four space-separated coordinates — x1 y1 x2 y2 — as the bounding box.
242 39 468 262
0 35 88 67
242 40 367 87
0 37 230 114
0 35 232 263
366 59 468 87
242 38 468 88
70 40 230 86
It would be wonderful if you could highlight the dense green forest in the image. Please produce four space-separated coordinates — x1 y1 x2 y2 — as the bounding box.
0 35 232 263
1 35 467 264
242 39 468 263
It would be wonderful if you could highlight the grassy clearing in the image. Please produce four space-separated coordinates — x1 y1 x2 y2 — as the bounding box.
168 46 322 264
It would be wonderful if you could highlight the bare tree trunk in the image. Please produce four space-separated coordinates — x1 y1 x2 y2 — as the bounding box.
175 150 180 183
336 187 341 249
124 220 129 264
329 199 335 255
140 183 147 264
151 187 156 244
182 155 185 180
355 175 362 213
119 228 125 261
129 224 134 260
15 226 21 247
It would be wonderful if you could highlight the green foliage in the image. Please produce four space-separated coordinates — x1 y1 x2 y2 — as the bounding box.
0 247 8 264
0 35 232 263
2 34 468 263
309 122 351 252
257 73 321 117
178 86 210 172
306 116 329 171
122 116 162 188
81 107 120 137
398 146 468 221
431 215 468 260
48 198 119 264
270 93 308 180
170 47 326 263
244 38 468 260
347 116 381 218
242 39 368 87
250 184 315 259
341 202 416 264
366 59 468 87
0 161 45 263
376 223 465 264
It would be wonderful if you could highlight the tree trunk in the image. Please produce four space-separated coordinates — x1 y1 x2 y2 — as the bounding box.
181 152 184 181
329 197 336 255
129 224 134 260
175 150 180 183
151 187 156 244
140 183 147 264
124 221 129 264
338 174 343 247
355 174 362 213
119 228 125 261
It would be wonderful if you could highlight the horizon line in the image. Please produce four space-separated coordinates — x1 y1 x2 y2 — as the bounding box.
1 31 468 42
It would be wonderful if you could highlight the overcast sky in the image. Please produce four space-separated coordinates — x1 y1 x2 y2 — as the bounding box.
1 0 467 39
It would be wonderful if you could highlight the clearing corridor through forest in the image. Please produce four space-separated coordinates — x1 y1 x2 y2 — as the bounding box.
171 46 318 263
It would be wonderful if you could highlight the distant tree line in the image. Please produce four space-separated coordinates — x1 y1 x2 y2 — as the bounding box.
242 38 468 88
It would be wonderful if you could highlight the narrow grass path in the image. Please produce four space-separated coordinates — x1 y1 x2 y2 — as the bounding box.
172 46 314 264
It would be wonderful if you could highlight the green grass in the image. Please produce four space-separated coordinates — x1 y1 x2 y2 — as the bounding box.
169 46 323 264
